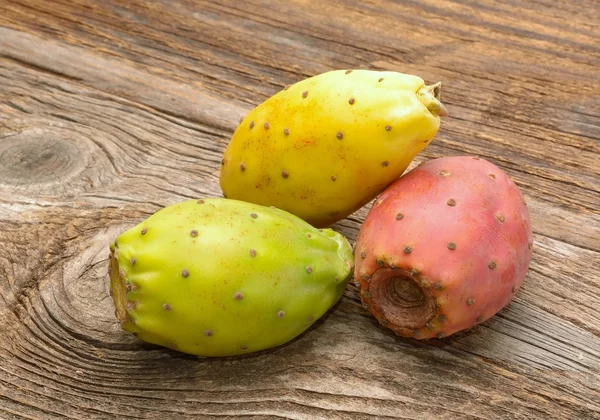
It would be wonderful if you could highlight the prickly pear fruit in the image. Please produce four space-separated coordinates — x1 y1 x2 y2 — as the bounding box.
220 69 448 227
354 156 533 339
109 198 354 357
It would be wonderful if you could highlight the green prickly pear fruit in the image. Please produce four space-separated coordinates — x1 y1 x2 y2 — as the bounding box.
220 69 448 227
108 198 354 357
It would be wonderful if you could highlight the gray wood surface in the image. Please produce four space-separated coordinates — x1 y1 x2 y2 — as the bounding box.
1 0 599 418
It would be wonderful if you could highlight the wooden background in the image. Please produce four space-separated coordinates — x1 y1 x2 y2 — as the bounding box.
1 0 599 418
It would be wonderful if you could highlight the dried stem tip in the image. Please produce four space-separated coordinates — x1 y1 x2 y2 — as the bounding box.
417 82 449 117
366 268 436 330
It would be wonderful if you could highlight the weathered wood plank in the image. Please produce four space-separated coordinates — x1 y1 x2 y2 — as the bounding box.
1 0 599 418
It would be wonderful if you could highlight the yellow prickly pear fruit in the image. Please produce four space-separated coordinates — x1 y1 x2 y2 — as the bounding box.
219 69 448 227
109 198 354 357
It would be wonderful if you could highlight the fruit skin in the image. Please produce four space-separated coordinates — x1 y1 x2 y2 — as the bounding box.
220 69 448 228
354 156 533 339
109 198 354 357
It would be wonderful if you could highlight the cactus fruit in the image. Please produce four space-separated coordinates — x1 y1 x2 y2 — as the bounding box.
108 198 354 357
220 69 448 227
354 156 533 339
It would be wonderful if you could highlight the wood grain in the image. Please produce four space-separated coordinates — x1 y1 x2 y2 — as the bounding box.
1 0 599 418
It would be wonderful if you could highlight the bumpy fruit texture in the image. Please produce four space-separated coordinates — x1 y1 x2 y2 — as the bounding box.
220 69 448 228
354 156 533 339
109 198 354 357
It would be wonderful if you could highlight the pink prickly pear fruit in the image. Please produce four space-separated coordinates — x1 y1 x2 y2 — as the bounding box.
354 156 533 339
